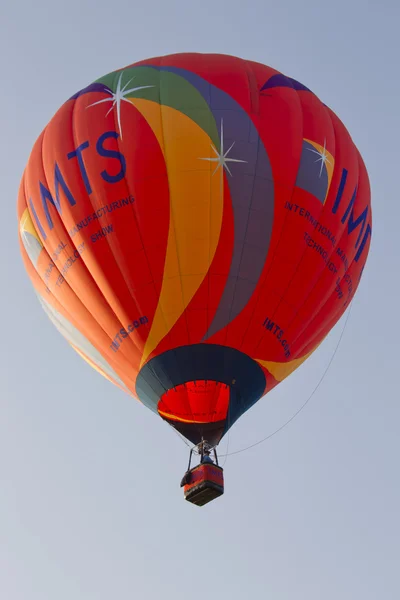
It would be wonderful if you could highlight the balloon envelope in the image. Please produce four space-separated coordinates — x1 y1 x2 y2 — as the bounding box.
18 53 372 445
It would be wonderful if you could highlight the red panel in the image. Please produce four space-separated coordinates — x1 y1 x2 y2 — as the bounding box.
158 380 230 424
18 53 372 439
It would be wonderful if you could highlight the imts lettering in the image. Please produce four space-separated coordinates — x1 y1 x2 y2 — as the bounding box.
286 167 371 264
110 316 149 352
69 195 134 238
285 202 336 246
262 318 291 358
335 272 353 302
91 224 114 243
303 232 338 273
56 243 86 287
44 262 55 283
52 241 67 261
332 168 371 263
30 131 126 241
335 246 349 271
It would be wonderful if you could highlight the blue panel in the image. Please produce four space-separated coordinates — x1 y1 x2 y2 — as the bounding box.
261 73 312 93
136 344 267 444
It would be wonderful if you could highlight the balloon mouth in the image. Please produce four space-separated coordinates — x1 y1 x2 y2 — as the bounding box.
158 380 230 446
135 343 267 445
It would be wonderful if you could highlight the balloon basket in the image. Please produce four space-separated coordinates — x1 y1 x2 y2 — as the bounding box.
181 463 224 507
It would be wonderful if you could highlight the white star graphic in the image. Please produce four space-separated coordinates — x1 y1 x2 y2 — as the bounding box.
20 213 34 248
86 71 154 140
20 213 44 266
199 119 247 176
20 213 29 236
307 138 332 177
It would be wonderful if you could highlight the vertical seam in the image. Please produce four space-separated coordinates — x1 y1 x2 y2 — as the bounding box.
158 58 195 425
239 69 303 352
280 108 361 354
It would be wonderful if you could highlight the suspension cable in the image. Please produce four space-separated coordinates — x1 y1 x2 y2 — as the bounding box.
219 302 353 458
167 303 352 461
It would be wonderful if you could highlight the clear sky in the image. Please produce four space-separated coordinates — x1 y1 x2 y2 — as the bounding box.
1 1 399 598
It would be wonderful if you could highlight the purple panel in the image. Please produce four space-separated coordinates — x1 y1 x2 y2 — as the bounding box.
295 140 329 203
156 67 275 339
261 73 312 93
70 83 111 100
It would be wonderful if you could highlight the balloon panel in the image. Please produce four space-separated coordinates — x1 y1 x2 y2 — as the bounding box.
18 53 372 444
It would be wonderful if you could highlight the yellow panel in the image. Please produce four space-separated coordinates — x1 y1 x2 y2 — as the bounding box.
131 99 224 366
158 409 203 424
71 344 136 399
71 343 115 383
256 343 321 382
304 138 335 202
20 208 43 245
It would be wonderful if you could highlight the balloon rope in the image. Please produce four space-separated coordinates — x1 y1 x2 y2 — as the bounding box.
219 302 353 458
221 428 231 467
169 425 192 447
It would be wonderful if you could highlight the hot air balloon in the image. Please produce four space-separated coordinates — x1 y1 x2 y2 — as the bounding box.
18 53 372 506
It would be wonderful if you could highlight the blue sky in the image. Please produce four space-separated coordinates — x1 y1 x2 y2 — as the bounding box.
1 1 399 598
